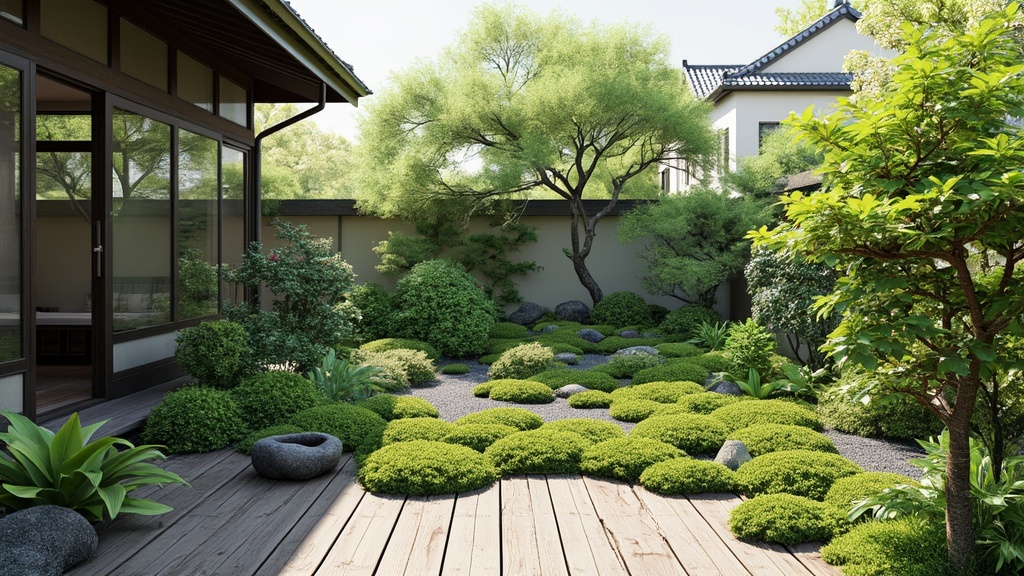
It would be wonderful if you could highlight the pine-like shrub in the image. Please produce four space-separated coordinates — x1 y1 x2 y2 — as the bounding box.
528 370 619 393
736 450 863 500
489 322 529 340
817 386 942 440
353 348 436 387
349 283 394 342
631 362 710 386
142 386 246 454
689 351 733 374
727 424 838 457
540 419 625 444
235 424 303 455
355 394 439 420
174 320 252 389
601 353 664 378
455 407 544 430
358 337 439 359
289 403 388 455
487 379 555 404
659 306 722 340
382 417 456 445
723 318 777 376
488 342 554 380
590 291 652 327
567 390 614 409
580 437 684 481
612 381 705 404
485 430 589 474
640 459 736 494
442 424 518 452
820 517 949 576
231 371 324 431
710 399 823 432
631 414 728 455
358 440 499 495
824 472 914 515
655 343 703 358
608 399 662 423
440 363 472 375
729 494 846 545
676 392 746 414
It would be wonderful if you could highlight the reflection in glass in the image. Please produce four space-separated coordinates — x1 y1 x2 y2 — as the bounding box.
177 131 218 319
221 147 245 308
0 65 20 361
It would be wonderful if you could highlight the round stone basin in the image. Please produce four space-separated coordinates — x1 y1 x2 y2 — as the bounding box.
250 432 343 480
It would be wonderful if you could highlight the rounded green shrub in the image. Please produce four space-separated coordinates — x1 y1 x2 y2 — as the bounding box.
710 399 823 432
727 424 838 457
489 322 529 339
676 392 746 414
358 440 499 495
640 459 736 494
533 332 598 354
488 343 554 380
690 351 732 373
485 430 589 474
354 348 436 387
442 424 517 452
736 450 864 500
651 404 693 417
455 407 544 430
487 379 555 404
528 369 619 393
655 343 703 358
473 382 493 397
142 386 246 454
382 417 456 445
355 394 439 420
174 320 252 389
540 419 625 444
820 517 949 576
440 363 472 375
581 437 684 481
231 371 324 431
723 319 777 376
567 390 614 409
358 337 439 359
817 386 942 440
390 259 495 357
631 362 709 386
601 353 664 378
289 403 388 455
824 472 914 514
630 414 728 455
592 336 662 355
235 424 303 455
659 306 722 340
729 494 846 545
590 291 652 327
612 381 705 404
349 283 393 342
477 353 500 365
608 399 662 423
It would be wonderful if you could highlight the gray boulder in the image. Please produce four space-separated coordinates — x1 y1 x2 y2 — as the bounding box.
576 328 605 343
251 432 343 480
709 380 743 396
554 352 580 365
616 345 659 356
508 302 547 326
554 384 590 398
0 505 97 576
555 300 591 323
540 324 560 334
619 329 641 338
715 440 752 471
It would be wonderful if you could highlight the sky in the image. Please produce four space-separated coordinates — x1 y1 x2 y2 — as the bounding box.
286 0 813 141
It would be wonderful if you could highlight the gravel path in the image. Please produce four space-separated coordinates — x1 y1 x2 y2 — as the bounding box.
406 355 925 479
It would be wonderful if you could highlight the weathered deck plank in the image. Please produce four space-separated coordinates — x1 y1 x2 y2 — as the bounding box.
314 492 406 575
440 485 501 576
375 494 456 575
545 475 629 576
501 475 569 576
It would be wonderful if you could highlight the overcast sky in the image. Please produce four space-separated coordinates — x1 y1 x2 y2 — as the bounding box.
286 0 813 141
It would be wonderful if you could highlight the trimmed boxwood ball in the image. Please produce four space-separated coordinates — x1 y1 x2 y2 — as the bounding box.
736 450 864 501
473 382 493 397
288 403 388 455
455 407 544 430
677 392 746 414
630 414 728 455
485 430 590 474
710 399 823 432
359 440 499 495
236 424 303 455
655 343 703 358
143 385 247 454
486 379 556 404
631 362 710 386
440 363 472 375
355 394 439 420
528 369 619 393
608 399 661 423
488 342 555 380
540 419 625 444
174 319 252 389
589 291 652 328
820 517 949 576
581 437 684 481
824 472 914 514
489 321 529 340
728 494 846 545
640 459 736 494
231 371 324 431
359 337 439 359
382 418 456 445
612 381 705 404
442 424 518 452
727 424 838 457
567 390 614 409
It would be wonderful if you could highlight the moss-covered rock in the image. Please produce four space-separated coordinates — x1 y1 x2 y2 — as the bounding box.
631 361 710 385
442 424 518 452
455 407 544 430
487 379 555 404
580 437 684 481
630 414 728 455
567 390 614 409
729 494 846 545
608 399 662 423
727 424 838 457
676 392 746 414
611 381 705 403
824 472 914 515
484 430 589 474
355 394 440 420
382 418 457 445
359 440 499 495
640 459 736 494
710 399 823 432
528 369 619 393
540 419 625 444
736 450 863 501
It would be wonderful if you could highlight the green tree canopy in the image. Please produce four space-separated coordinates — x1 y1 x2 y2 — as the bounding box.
723 126 823 198
353 2 715 304
257 104 355 199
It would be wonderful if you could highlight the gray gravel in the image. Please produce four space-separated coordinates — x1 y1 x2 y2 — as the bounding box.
406 355 924 478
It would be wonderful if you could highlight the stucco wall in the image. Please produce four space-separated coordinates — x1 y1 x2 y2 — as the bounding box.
760 18 887 73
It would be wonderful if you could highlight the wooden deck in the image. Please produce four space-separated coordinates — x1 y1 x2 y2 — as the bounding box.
39 377 188 437
69 449 840 576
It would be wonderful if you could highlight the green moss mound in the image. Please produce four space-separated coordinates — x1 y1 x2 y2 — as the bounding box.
651 404 694 417
612 381 705 404
441 424 518 452
590 291 652 327
359 337 439 359
528 370 619 393
736 450 864 500
440 363 472 375
689 351 732 373
727 424 838 457
540 419 625 444
592 336 662 354
824 472 914 514
567 390 614 409
640 459 736 494
473 382 493 397
676 392 745 414
630 414 728 455
230 371 324 431
631 362 709 386
355 394 439 421
235 424 303 455
729 494 846 545
488 342 555 380
580 437 684 481
599 353 664 378
382 418 457 445
710 399 823 432
455 408 544 430
821 517 949 576
532 331 598 354
289 403 388 455
484 430 589 474
143 386 246 454
359 440 499 495
608 399 662 423
655 343 703 358
489 322 529 340
532 320 584 332
487 379 555 404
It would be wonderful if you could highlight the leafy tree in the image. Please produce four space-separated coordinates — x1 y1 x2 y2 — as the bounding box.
752 6 1024 569
618 189 769 307
257 104 355 198
774 0 848 37
723 126 823 199
354 3 715 304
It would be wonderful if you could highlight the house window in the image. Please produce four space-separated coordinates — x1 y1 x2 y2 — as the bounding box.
0 0 23 25
219 77 248 127
0 63 22 365
40 0 109 65
718 128 730 175
176 52 214 113
121 20 168 92
177 131 219 319
220 147 246 308
759 122 781 152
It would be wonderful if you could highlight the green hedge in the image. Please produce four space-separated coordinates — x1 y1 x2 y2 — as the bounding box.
817 386 942 440
142 386 246 454
231 371 324 431
710 400 823 432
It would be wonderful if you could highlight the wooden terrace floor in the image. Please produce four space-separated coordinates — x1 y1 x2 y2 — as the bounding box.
69 449 840 576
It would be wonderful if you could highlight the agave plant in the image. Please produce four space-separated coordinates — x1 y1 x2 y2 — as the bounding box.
710 368 810 400
0 411 188 522
306 347 384 402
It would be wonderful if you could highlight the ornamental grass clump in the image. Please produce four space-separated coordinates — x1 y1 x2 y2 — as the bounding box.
358 440 499 495
608 399 661 423
736 450 863 501
567 390 614 409
528 369 619 393
355 394 440 420
235 424 303 455
710 399 822 432
142 386 246 454
612 381 705 404
540 419 625 444
631 361 710 386
382 418 456 445
727 424 838 457
484 430 590 474
676 392 746 414
728 494 846 545
824 472 914 516
820 517 949 576
455 407 544 430
487 379 556 404
640 459 736 494
580 437 684 481
231 371 324 431
630 414 728 455
441 424 518 452
288 403 387 455
488 342 555 380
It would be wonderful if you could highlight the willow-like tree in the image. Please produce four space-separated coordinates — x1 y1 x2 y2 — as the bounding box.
354 3 715 304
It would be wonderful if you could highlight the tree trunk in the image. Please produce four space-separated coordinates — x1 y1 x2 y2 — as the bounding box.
565 199 605 305
571 253 603 305
946 377 981 572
